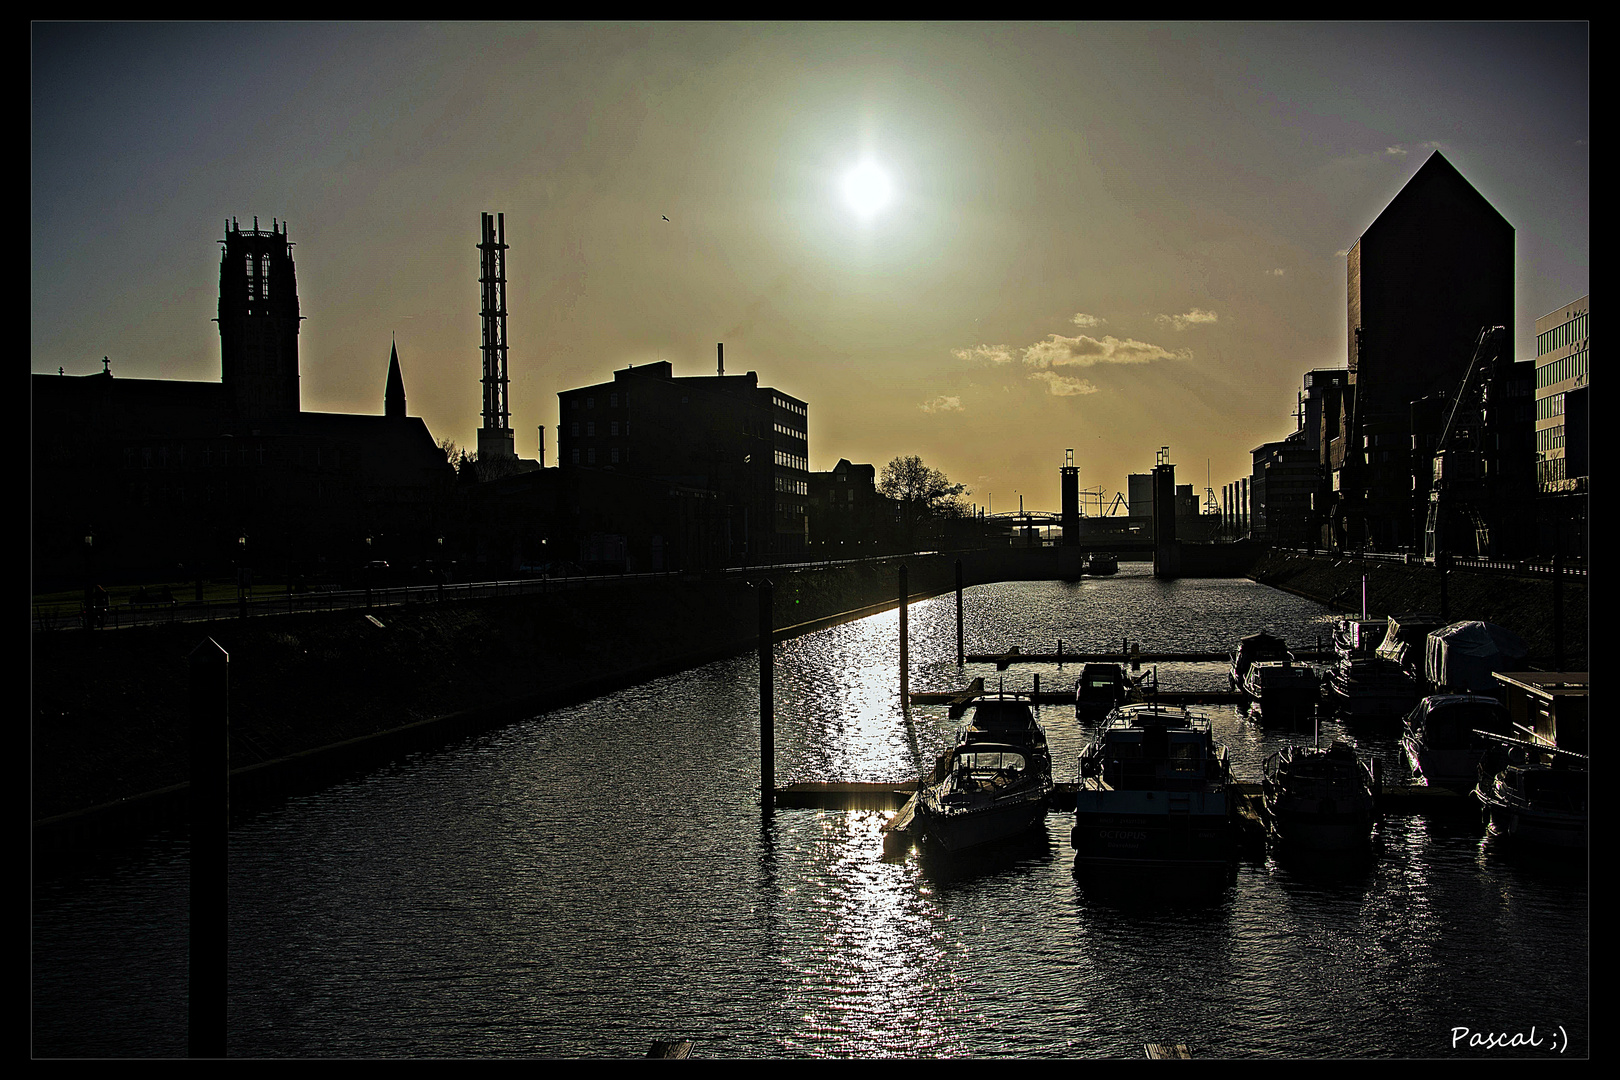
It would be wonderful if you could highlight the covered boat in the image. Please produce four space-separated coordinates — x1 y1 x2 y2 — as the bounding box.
1401 694 1513 789
1262 741 1379 850
1375 613 1445 681
1088 552 1118 575
912 741 1053 854
958 694 1049 772
1072 703 1232 867
1424 621 1529 698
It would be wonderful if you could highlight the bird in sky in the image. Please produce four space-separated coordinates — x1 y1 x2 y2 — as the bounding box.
662 215 670 221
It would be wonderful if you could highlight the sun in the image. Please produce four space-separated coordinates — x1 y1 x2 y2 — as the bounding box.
840 159 894 221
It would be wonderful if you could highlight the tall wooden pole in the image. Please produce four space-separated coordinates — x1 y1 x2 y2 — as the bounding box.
955 559 964 667
758 579 774 809
899 564 910 704
189 638 229 1058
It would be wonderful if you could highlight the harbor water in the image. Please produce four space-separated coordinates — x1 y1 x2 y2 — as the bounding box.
32 566 1589 1058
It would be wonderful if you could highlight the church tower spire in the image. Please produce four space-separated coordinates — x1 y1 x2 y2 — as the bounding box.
219 216 301 419
385 337 406 419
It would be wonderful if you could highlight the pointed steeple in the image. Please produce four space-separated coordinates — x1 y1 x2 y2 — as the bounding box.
385 338 406 419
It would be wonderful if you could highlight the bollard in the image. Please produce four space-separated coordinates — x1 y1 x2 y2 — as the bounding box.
759 579 774 809
189 638 229 1058
1057 639 1063 668
899 564 910 703
1033 672 1041 698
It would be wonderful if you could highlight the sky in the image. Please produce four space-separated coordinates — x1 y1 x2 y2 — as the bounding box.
31 22 1589 515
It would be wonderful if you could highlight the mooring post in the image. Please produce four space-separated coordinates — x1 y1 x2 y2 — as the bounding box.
1033 672 1041 698
759 579 774 809
189 638 229 1059
899 564 910 703
955 559 964 667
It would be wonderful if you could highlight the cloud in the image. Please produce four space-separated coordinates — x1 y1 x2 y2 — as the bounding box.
1265 268 1285 276
1028 371 1099 396
919 395 963 413
1022 333 1190 368
1386 146 1407 156
1154 307 1219 331
950 343 1016 365
1069 313 1105 327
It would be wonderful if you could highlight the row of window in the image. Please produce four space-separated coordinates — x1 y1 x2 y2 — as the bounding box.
774 422 806 441
570 421 632 438
773 396 806 417
774 476 808 495
1536 425 1566 453
1536 393 1565 421
1535 348 1588 390
1535 312 1588 357
570 393 630 410
572 447 628 465
775 450 807 472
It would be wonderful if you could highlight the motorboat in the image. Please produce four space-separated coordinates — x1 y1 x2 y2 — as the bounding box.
1241 660 1320 726
1473 734 1588 850
1324 656 1422 726
1401 694 1513 790
1072 703 1232 867
912 741 1053 854
1229 632 1291 691
1074 663 1135 722
1261 741 1379 850
1088 552 1118 575
958 693 1049 772
1375 613 1445 683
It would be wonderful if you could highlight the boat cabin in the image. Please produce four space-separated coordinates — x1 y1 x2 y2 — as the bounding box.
1492 672 1588 755
1081 705 1229 791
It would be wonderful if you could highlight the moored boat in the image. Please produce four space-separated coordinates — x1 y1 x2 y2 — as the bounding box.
1324 657 1422 725
1241 659 1320 726
1074 663 1135 722
1072 703 1232 867
1262 741 1379 850
913 741 1053 854
1087 552 1118 575
1230 632 1291 691
1473 733 1588 850
1401 694 1513 790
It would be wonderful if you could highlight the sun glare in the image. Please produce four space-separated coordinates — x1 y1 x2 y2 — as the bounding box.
841 160 894 221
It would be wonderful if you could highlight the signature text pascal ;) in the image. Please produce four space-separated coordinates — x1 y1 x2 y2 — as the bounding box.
1451 1025 1567 1053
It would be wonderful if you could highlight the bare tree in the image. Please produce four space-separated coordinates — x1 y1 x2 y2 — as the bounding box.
878 455 968 550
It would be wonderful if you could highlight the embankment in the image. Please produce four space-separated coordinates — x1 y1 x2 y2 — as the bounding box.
1249 549 1587 670
32 551 1048 848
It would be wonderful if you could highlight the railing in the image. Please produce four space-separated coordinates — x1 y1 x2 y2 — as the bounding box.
1274 547 1586 579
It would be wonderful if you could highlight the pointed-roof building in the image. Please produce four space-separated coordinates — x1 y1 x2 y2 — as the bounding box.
1325 151 1521 552
386 341 406 420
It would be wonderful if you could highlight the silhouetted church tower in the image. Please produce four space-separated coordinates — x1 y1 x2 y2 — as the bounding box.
219 217 301 419
385 340 406 420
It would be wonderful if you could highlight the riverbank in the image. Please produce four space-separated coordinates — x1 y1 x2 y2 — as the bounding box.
32 553 1043 849
1248 549 1587 669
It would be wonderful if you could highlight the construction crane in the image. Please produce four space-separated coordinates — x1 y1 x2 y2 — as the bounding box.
1424 325 1507 561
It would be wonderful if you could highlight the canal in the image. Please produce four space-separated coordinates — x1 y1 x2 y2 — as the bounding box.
32 565 1588 1058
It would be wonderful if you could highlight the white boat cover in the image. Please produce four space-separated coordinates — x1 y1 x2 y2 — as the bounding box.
1424 621 1530 696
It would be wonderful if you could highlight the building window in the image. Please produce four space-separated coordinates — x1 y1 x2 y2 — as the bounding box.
587 421 596 436
587 448 596 465
610 448 620 464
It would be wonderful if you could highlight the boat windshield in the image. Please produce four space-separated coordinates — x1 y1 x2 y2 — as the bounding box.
953 749 1027 773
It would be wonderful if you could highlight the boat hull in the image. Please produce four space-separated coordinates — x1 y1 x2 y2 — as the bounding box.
914 797 1049 854
1480 800 1587 849
1071 790 1230 866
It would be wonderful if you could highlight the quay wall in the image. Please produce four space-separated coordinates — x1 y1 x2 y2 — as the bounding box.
32 550 1053 847
1249 549 1587 670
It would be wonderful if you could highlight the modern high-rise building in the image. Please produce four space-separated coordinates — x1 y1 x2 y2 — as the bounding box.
1534 295 1590 493
556 352 809 560
1328 151 1517 551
